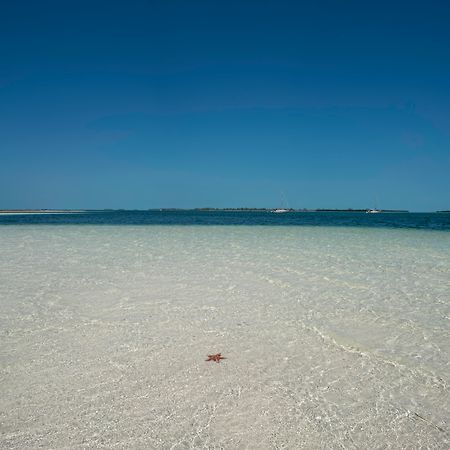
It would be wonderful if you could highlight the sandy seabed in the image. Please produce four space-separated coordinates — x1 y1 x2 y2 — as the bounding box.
0 226 449 449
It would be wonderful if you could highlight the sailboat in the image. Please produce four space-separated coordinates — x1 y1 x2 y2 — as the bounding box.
272 208 290 213
366 197 382 213
271 191 292 213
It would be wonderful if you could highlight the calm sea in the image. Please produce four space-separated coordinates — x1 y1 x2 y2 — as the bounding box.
1 210 449 447
1 210 450 229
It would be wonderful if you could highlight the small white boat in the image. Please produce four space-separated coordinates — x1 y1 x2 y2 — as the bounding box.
366 209 381 214
272 191 291 213
272 208 290 213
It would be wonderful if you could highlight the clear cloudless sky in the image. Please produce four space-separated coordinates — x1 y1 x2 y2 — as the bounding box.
1 0 449 211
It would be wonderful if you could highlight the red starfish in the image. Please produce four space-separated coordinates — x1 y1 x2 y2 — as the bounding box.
206 353 226 363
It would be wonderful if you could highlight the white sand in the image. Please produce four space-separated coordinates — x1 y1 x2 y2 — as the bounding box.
0 226 449 448
0 211 85 215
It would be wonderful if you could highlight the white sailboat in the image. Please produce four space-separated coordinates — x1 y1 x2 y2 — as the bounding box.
271 191 291 213
366 197 382 213
272 208 290 213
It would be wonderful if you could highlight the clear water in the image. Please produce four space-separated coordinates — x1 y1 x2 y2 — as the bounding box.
1 209 450 230
0 216 449 448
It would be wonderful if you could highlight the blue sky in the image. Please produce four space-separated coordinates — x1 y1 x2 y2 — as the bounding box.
1 0 449 211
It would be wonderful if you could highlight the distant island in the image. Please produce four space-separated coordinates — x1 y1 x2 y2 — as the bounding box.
180 208 410 213
0 209 86 214
1 208 429 214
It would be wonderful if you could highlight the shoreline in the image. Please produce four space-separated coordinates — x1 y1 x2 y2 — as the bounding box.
0 208 415 214
0 210 87 215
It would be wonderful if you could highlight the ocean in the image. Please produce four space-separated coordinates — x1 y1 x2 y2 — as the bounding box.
1 209 450 229
0 211 449 448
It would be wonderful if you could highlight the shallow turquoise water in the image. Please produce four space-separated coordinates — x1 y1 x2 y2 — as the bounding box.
0 224 449 448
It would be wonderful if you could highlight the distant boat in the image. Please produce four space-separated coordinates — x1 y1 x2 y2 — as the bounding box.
272 208 290 213
272 191 291 213
366 197 382 213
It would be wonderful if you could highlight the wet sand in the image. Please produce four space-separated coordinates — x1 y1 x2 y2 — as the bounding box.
0 226 448 448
